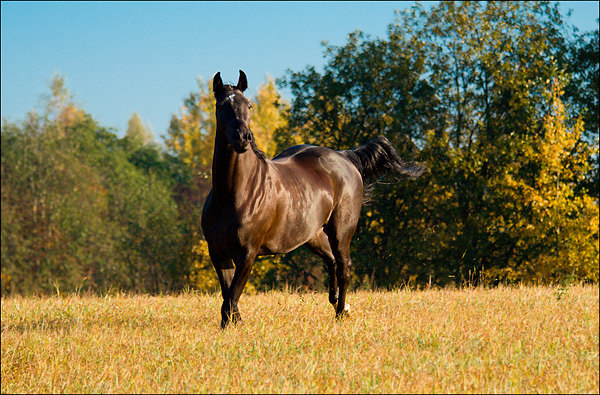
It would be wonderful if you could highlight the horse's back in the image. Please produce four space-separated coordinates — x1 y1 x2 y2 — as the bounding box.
272 144 317 160
270 144 363 207
273 144 353 172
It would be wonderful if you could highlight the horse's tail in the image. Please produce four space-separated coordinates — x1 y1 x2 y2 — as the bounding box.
340 136 427 183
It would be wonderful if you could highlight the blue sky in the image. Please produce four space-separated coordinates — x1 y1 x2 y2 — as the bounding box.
1 1 598 141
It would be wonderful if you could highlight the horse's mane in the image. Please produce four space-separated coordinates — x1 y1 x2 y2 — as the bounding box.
248 133 267 162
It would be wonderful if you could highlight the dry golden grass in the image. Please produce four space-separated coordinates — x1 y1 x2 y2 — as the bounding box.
1 285 598 393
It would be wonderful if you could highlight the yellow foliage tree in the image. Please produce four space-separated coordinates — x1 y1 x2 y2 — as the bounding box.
165 78 216 177
250 75 290 158
41 74 86 134
493 77 599 282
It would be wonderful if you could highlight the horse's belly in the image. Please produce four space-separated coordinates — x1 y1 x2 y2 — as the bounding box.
261 197 332 254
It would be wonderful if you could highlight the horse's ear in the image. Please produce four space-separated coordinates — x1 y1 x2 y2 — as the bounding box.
236 70 248 92
213 72 223 95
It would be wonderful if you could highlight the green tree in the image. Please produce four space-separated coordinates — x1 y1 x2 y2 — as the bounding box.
2 75 186 295
564 27 599 198
280 1 598 287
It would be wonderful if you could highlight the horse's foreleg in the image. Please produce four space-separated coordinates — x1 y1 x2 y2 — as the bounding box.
209 250 236 329
209 249 235 301
221 249 257 328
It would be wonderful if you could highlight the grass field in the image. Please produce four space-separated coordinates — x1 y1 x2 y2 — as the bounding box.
1 284 598 393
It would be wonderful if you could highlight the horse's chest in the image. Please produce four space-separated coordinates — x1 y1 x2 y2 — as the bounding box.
202 196 268 248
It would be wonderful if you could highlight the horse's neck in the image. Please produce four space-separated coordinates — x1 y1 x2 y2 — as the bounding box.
211 131 265 200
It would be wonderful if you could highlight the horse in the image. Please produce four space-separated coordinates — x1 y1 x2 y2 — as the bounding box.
201 70 426 328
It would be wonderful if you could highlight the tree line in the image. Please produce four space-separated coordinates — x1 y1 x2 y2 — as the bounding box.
2 1 598 295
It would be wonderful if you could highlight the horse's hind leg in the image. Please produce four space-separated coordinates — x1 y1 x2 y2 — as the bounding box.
305 230 338 308
324 210 359 318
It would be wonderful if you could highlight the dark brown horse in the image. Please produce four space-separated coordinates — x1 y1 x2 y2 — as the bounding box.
201 70 426 328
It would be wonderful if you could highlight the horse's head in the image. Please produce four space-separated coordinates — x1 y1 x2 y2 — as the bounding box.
213 70 253 153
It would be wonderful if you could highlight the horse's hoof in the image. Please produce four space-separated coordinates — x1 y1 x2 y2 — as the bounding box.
221 317 243 329
333 303 351 311
335 303 351 319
